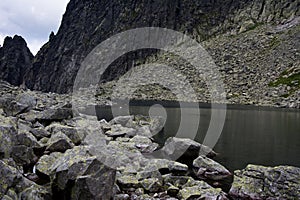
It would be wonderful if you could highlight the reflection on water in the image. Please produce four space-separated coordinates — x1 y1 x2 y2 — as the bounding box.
96 102 300 171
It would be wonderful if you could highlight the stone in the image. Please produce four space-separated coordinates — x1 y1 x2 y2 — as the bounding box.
46 132 74 153
0 116 17 159
35 152 63 179
19 185 52 200
46 123 86 145
109 115 134 127
38 107 73 122
179 184 228 200
0 160 50 199
130 135 159 153
2 93 37 117
229 164 300 199
136 126 153 138
114 194 130 200
163 174 191 188
16 131 40 148
193 156 233 190
71 159 116 200
117 175 140 190
30 128 51 140
168 162 189 176
167 185 180 197
11 145 37 166
140 178 163 193
161 137 217 163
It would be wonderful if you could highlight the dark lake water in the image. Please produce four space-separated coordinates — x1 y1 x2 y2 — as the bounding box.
96 101 300 171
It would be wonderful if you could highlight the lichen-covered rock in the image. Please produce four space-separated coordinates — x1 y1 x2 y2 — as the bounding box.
167 185 180 197
180 178 229 200
71 159 116 200
229 164 300 199
193 156 233 190
45 132 74 153
140 178 163 193
130 135 159 153
30 128 51 140
11 145 37 166
2 92 37 116
163 174 191 188
46 123 86 145
0 116 17 159
19 185 52 200
117 175 140 191
0 160 51 199
104 124 136 138
38 106 73 122
109 116 135 127
179 185 228 200
35 152 63 179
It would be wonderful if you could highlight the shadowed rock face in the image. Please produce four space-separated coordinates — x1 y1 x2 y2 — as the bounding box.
23 0 299 93
0 35 33 86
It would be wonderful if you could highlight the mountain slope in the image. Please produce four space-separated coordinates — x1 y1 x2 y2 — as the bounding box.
24 0 299 93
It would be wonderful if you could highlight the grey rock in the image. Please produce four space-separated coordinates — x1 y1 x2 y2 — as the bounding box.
163 174 191 188
117 175 140 191
0 160 50 199
130 135 159 153
193 156 233 190
46 132 74 153
19 185 51 200
109 115 134 127
0 116 17 159
140 178 163 193
168 162 188 176
71 159 116 200
38 106 73 122
161 137 217 163
114 194 130 200
46 123 86 145
30 128 51 140
167 185 180 197
11 145 37 166
229 164 300 199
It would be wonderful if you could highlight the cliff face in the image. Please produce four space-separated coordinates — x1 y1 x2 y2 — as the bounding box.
24 0 299 93
0 35 33 86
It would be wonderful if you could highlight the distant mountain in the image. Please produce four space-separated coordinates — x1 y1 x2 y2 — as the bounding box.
0 35 33 86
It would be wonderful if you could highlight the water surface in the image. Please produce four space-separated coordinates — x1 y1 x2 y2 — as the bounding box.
96 101 300 171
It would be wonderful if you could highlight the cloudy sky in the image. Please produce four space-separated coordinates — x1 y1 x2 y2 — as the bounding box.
0 0 70 55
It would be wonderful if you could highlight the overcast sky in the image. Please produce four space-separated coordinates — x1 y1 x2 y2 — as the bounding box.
0 0 70 55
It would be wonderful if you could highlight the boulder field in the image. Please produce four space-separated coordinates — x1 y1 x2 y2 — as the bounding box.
0 81 299 199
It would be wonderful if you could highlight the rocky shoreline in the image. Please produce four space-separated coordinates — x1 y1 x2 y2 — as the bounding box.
0 81 300 199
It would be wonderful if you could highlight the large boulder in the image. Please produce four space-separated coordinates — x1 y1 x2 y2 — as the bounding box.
45 132 74 153
46 123 86 145
2 92 37 116
36 146 116 200
193 156 233 191
0 116 18 159
0 160 51 199
161 137 217 164
229 164 300 199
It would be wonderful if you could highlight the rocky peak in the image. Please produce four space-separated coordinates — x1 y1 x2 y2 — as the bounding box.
21 0 299 93
0 35 33 86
